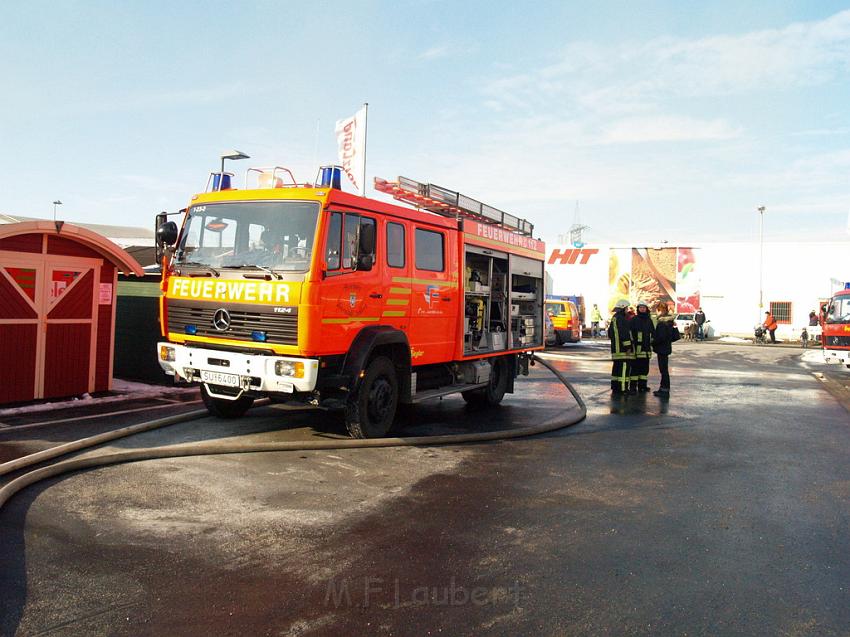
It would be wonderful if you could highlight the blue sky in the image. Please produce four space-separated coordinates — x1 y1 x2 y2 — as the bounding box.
2 1 849 245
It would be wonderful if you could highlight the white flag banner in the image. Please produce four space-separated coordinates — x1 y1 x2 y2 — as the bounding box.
335 105 367 194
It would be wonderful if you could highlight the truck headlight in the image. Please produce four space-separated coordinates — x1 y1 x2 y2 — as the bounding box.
275 360 304 378
159 345 176 362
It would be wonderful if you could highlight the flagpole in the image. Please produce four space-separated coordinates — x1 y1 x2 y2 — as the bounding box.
362 102 368 197
312 118 319 171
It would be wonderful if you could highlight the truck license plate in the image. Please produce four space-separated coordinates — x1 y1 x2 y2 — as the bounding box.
201 370 239 387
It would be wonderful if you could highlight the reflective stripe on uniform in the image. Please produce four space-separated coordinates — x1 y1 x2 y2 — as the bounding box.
612 317 632 351
612 319 621 355
612 359 630 390
616 367 628 388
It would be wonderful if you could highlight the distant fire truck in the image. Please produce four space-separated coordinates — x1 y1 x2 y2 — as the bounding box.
823 284 850 369
156 165 546 437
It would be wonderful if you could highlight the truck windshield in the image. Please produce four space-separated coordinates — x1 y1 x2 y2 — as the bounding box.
825 296 850 323
175 201 319 272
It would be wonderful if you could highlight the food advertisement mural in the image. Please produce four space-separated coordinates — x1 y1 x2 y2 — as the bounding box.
608 248 632 311
607 248 700 312
675 248 700 312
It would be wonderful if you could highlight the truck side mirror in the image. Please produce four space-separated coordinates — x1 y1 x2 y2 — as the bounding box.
353 222 376 271
359 222 376 254
155 213 179 264
157 221 179 247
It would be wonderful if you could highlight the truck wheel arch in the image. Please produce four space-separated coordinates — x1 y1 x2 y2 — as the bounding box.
342 326 412 396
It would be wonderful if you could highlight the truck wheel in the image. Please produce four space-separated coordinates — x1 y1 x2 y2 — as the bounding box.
201 384 254 419
345 356 398 439
462 356 508 407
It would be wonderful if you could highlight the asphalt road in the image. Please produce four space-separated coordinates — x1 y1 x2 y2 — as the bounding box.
1 342 849 636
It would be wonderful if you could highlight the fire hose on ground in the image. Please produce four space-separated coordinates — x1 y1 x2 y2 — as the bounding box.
0 355 586 513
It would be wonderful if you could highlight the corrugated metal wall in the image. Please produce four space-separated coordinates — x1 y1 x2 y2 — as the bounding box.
114 274 169 383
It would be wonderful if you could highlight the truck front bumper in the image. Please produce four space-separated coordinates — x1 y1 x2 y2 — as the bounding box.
157 342 320 395
824 348 850 365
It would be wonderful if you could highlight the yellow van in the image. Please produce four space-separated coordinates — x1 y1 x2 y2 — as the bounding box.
544 298 582 345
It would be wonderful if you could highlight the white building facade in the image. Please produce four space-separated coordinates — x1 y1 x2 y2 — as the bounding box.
545 241 849 339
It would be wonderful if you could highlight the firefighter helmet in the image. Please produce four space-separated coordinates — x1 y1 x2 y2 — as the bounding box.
614 299 629 310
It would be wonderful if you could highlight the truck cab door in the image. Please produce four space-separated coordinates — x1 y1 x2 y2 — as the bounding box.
317 211 383 353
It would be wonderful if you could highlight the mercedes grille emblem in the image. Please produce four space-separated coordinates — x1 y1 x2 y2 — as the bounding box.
212 308 231 331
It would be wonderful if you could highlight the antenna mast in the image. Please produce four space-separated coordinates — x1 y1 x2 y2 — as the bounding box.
569 201 589 247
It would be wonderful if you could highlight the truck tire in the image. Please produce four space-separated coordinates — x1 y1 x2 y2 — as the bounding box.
462 356 508 407
345 356 398 439
201 384 254 419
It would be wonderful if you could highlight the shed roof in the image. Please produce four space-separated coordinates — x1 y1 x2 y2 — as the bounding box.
0 221 144 276
0 214 153 247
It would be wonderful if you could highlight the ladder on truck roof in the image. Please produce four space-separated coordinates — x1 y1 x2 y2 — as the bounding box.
374 176 534 238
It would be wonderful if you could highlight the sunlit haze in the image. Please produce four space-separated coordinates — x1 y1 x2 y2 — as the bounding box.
2 1 849 245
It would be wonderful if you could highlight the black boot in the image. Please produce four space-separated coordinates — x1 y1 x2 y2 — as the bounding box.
653 388 669 397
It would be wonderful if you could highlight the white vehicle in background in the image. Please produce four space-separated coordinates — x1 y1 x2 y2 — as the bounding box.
675 311 714 339
674 312 694 334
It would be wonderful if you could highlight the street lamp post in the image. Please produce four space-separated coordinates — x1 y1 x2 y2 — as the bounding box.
219 150 250 190
52 200 62 221
758 206 766 317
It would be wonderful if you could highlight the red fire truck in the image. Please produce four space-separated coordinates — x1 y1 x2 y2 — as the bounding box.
156 166 546 437
823 284 850 369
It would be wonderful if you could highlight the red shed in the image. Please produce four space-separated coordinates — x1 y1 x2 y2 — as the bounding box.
0 221 144 404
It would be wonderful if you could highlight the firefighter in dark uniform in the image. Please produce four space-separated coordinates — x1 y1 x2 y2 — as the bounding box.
630 300 655 393
609 300 633 395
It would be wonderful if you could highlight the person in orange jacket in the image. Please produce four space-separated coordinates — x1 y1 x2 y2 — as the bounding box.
763 311 778 343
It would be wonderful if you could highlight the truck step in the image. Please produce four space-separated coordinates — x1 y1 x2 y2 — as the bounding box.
411 382 488 404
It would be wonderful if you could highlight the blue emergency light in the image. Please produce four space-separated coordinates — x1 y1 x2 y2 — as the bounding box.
185 324 198 335
318 166 342 189
212 173 233 190
251 330 267 342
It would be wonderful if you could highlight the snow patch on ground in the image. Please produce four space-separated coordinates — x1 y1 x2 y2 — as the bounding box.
718 336 749 343
0 380 196 417
111 379 186 396
800 350 828 364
